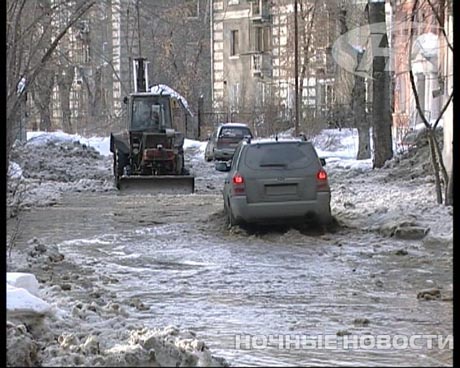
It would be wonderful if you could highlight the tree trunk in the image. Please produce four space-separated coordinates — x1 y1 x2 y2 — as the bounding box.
35 71 55 131
368 0 393 168
58 66 75 133
427 132 443 204
446 160 453 206
298 0 317 134
353 51 370 159
39 107 52 131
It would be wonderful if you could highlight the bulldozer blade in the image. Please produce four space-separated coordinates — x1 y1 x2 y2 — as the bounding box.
118 175 195 194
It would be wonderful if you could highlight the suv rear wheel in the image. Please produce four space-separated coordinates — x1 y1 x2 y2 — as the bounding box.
317 205 332 226
225 200 239 227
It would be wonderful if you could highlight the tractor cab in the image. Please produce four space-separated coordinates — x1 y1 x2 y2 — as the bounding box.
127 94 173 132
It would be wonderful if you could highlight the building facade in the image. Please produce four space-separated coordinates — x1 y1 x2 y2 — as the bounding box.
391 0 448 144
210 0 337 136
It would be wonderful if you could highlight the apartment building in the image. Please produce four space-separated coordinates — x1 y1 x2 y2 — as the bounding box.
211 0 337 135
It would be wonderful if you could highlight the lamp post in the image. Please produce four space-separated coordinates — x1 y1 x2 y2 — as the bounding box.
294 0 299 136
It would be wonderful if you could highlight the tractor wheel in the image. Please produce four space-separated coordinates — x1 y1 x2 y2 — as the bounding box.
176 153 186 175
113 149 128 189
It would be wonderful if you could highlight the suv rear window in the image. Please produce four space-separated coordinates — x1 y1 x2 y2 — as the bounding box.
219 127 252 138
243 142 318 170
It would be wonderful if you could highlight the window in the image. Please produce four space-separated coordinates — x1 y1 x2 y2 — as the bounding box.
263 26 271 51
230 30 239 56
230 83 240 110
185 0 198 17
219 126 251 138
254 27 263 52
252 26 271 53
244 143 317 170
228 0 239 5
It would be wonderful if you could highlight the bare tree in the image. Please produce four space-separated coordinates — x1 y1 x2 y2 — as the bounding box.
367 0 393 168
7 0 95 161
407 0 453 205
137 1 211 114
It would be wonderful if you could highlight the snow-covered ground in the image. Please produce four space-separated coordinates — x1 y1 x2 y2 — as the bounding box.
6 127 453 366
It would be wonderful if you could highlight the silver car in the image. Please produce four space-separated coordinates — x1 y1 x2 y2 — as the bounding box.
216 137 331 227
204 123 253 161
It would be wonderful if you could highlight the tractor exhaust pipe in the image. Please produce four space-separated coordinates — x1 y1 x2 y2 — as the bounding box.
133 57 149 92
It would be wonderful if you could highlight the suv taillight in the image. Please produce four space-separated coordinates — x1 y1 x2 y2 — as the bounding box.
316 169 327 181
232 173 246 195
316 169 329 191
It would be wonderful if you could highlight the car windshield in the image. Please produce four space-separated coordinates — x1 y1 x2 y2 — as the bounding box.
219 127 251 138
243 142 317 170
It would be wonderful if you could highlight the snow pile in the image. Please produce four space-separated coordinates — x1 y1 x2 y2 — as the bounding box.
7 273 41 297
329 129 452 241
7 236 229 367
7 133 115 212
8 161 23 179
7 284 52 316
184 138 206 153
27 131 112 156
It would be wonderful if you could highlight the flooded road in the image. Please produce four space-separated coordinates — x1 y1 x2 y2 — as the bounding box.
13 191 453 367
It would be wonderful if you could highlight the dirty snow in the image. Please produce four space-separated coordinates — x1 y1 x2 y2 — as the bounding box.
6 127 453 366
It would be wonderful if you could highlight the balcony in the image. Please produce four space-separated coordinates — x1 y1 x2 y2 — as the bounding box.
250 0 270 23
251 54 271 77
252 54 262 76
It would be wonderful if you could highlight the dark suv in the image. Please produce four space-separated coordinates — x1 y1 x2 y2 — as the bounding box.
216 137 331 227
204 123 253 161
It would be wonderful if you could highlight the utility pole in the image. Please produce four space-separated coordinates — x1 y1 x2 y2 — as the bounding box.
294 0 300 136
197 94 203 140
136 0 142 56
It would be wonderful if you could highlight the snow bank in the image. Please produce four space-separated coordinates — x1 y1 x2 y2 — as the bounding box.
27 131 111 156
7 238 229 367
8 161 23 179
184 138 206 153
7 284 52 315
7 273 40 297
8 133 114 212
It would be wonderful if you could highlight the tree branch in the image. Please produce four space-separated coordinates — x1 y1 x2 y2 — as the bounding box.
7 0 96 124
426 0 453 51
